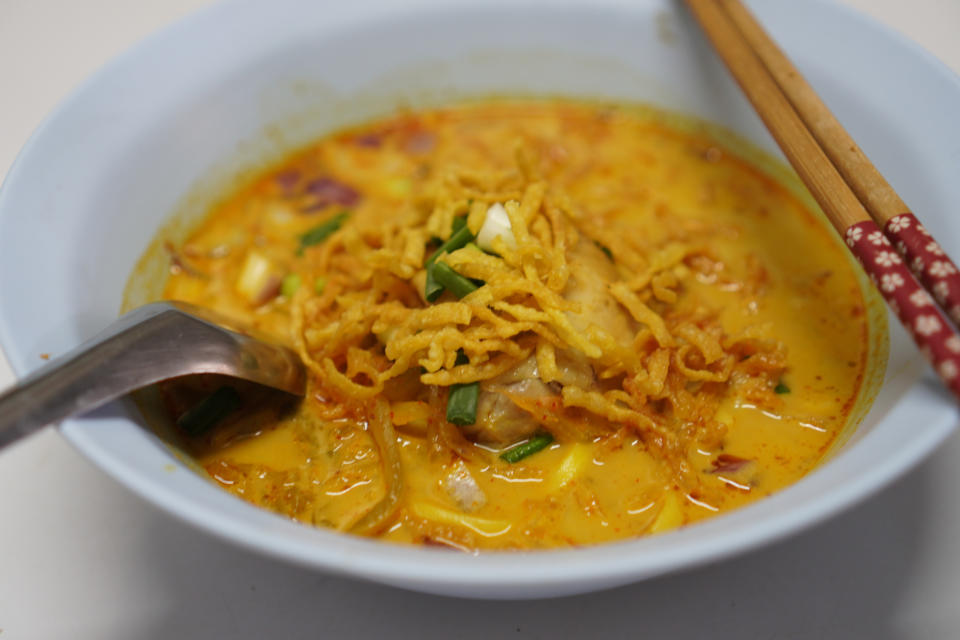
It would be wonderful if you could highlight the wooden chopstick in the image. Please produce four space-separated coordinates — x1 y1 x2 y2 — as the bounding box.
684 0 960 399
718 0 960 331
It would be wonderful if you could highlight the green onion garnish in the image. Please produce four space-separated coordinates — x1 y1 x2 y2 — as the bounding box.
299 211 349 253
431 262 479 299
774 381 790 394
424 268 444 302
446 381 479 426
424 221 474 301
500 433 555 463
452 215 468 233
177 386 241 437
446 350 479 426
595 241 614 262
281 273 301 297
429 220 473 261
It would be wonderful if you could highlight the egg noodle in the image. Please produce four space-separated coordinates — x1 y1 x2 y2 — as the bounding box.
156 101 868 549
290 147 785 533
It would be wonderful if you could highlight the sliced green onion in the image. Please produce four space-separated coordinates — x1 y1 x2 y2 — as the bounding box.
299 211 349 253
424 267 444 302
774 381 790 394
452 215 468 233
431 262 479 299
281 273 301 297
424 222 475 301
446 382 479 426
595 241 614 262
177 386 241 437
446 350 478 426
428 222 473 261
314 276 328 294
500 433 555 463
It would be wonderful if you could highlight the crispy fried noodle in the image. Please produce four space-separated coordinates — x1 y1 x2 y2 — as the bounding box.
289 149 786 529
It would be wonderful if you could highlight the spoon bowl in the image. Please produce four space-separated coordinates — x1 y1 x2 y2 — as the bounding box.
0 301 305 449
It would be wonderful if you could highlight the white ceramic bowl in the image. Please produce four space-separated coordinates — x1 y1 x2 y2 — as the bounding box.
0 0 958 599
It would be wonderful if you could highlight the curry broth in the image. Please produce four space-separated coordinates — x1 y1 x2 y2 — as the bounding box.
158 101 873 549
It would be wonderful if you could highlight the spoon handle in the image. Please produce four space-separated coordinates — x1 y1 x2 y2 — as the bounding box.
0 302 304 450
0 305 185 448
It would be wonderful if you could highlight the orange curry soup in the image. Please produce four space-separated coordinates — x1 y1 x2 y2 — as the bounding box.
153 101 876 550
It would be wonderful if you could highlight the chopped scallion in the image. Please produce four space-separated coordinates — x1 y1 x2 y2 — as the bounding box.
446 351 478 426
500 433 555 463
428 223 473 261
424 222 475 301
298 211 349 253
446 382 479 426
424 267 444 302
431 262 479 299
281 273 301 297
177 386 241 437
774 381 790 394
597 242 614 261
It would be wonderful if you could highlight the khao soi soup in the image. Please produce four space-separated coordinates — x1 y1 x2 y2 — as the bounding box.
146 101 879 550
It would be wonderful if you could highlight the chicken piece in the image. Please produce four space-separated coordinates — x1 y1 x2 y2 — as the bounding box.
563 239 636 345
458 240 634 447
462 351 597 446
464 377 553 446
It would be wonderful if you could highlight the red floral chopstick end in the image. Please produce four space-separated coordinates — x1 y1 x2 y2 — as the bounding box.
845 220 960 398
883 213 960 329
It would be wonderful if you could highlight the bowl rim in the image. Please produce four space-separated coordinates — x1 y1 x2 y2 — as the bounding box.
1 0 958 598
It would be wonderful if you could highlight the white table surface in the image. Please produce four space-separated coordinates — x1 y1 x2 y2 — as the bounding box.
3 1 960 637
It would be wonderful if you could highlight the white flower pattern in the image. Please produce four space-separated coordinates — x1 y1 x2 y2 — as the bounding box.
939 360 958 381
911 256 925 274
929 261 958 277
875 251 902 267
867 231 884 246
888 215 911 233
947 335 960 354
917 223 930 236
933 281 950 304
926 241 944 256
910 289 933 307
881 273 904 292
915 315 942 336
846 226 863 247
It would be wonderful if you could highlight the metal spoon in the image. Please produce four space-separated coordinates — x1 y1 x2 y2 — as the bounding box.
0 301 306 450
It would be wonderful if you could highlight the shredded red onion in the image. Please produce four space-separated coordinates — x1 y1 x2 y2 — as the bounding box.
711 453 751 474
303 176 360 210
354 133 382 148
273 169 301 192
403 130 436 154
